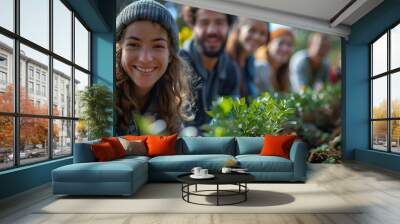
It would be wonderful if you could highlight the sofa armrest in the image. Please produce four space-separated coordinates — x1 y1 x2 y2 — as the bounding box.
289 140 308 181
73 140 100 163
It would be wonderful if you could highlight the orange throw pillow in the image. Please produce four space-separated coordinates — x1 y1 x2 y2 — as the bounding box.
260 134 297 159
91 142 117 161
146 134 177 157
123 135 148 141
101 137 126 158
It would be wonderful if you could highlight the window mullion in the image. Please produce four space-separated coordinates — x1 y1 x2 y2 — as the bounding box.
71 11 76 155
13 0 20 167
388 29 391 152
370 45 373 149
49 0 53 160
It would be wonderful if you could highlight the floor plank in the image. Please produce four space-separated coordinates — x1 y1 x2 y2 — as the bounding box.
1 162 400 224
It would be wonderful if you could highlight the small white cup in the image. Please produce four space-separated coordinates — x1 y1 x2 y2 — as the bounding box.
200 169 208 176
191 167 202 176
221 167 232 174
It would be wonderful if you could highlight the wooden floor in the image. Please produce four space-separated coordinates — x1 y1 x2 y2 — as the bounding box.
1 162 400 224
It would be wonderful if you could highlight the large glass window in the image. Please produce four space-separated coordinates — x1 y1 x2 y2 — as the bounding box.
74 17 89 70
53 59 72 117
372 77 387 119
19 117 49 165
370 22 400 154
372 34 387 77
0 35 14 113
20 44 49 116
20 0 49 49
53 0 72 60
391 24 400 70
0 0 91 170
0 0 14 32
53 119 72 158
74 69 89 118
0 116 13 170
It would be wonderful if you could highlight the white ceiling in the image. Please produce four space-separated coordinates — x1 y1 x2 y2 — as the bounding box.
226 0 352 22
167 0 384 38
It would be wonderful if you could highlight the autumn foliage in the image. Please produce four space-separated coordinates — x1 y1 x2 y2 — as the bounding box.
0 84 59 149
372 99 400 141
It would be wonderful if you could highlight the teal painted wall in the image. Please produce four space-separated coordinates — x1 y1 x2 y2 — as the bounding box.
355 149 400 172
0 0 115 200
92 32 115 135
343 43 369 159
0 158 72 199
344 0 400 171
91 0 115 134
92 32 114 89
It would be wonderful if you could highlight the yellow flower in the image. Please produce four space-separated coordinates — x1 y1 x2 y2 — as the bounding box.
226 159 237 167
179 26 193 47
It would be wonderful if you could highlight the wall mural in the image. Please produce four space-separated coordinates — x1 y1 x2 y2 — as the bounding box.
114 0 342 163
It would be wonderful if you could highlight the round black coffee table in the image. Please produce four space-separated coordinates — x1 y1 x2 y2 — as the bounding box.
177 173 255 206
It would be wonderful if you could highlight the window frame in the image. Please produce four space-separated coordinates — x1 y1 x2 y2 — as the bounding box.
0 0 92 171
370 20 400 154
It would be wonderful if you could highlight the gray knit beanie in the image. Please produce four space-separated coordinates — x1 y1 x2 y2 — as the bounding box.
116 0 179 51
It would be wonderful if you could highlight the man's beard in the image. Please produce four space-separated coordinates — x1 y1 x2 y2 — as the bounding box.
196 35 227 58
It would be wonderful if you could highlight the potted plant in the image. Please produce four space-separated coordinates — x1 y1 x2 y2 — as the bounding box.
79 84 113 140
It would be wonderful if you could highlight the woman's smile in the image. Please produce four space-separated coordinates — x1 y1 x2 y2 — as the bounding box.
134 65 158 74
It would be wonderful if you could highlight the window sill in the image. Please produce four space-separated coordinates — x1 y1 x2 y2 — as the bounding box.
0 156 72 175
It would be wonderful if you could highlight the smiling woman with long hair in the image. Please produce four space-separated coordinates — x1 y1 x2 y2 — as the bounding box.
255 28 295 93
226 18 269 98
115 0 193 135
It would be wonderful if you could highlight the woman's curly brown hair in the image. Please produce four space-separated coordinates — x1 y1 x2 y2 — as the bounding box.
116 28 194 134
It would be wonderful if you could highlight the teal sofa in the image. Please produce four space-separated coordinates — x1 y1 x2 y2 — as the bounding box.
52 137 307 196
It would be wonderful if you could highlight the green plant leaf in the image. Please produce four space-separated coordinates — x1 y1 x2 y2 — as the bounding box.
79 84 113 140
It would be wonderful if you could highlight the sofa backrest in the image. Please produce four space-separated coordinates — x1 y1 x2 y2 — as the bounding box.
177 137 236 155
74 136 264 162
73 139 100 163
235 137 263 155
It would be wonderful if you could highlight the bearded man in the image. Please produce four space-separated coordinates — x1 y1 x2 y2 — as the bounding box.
180 8 240 129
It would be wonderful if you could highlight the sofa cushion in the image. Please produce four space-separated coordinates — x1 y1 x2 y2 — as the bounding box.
123 135 148 141
235 137 263 155
148 154 235 172
178 137 235 155
115 155 150 163
147 134 177 157
260 134 297 159
53 163 137 183
236 155 293 172
91 142 118 161
52 159 147 182
52 157 148 195
118 138 147 156
101 137 127 158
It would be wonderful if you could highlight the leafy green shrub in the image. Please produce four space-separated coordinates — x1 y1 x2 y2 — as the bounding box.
277 82 342 163
206 93 295 137
79 84 113 140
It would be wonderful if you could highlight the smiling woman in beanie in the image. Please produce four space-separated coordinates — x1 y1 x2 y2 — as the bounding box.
115 0 194 135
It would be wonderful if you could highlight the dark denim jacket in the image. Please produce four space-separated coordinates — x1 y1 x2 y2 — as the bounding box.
241 55 259 98
180 39 240 128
